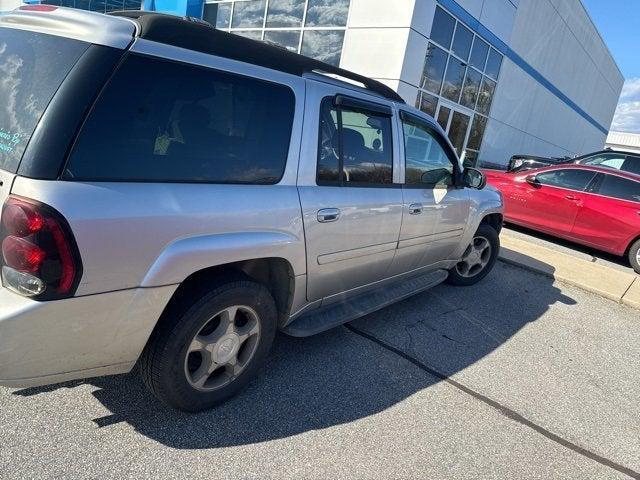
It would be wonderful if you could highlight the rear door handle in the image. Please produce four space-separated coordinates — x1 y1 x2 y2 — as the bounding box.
317 208 341 223
565 195 579 201
408 203 423 215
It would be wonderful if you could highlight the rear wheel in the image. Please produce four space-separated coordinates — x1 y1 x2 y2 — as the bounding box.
628 239 640 274
140 280 277 412
447 224 500 286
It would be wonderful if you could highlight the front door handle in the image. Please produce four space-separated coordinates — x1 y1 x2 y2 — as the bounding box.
408 203 423 215
317 208 341 223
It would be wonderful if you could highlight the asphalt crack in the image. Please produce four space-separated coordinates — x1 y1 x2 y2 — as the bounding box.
344 323 640 480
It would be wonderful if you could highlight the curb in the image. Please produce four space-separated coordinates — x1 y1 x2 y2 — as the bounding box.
498 234 640 310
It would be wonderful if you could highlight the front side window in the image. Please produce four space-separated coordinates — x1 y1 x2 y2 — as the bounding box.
535 169 596 191
317 98 393 186
402 116 455 187
65 55 295 184
597 175 640 203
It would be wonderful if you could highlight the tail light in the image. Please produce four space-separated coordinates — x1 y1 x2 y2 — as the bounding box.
1 196 82 300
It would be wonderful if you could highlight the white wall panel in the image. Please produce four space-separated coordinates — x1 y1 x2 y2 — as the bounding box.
347 0 416 28
479 0 517 44
340 28 410 82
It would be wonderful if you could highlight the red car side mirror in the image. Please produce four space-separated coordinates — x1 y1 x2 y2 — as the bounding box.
525 174 540 187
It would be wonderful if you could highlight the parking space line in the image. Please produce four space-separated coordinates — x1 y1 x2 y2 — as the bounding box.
344 324 640 480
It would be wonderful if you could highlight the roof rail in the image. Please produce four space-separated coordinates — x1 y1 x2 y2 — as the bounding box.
108 11 405 103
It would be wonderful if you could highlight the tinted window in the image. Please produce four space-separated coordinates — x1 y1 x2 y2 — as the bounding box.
421 43 448 95
300 30 345 66
266 0 305 27
66 55 295 184
0 29 88 173
598 175 640 203
451 24 473 61
317 98 393 185
622 156 640 175
430 6 456 49
536 169 596 191
305 0 350 27
402 117 454 186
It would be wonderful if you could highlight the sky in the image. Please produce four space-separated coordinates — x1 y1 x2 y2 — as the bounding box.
582 0 640 133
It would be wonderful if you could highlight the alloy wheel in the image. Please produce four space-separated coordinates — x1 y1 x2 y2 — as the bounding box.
455 236 492 278
184 305 261 392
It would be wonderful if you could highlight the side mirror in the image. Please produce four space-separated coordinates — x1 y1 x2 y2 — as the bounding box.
462 167 486 190
525 174 540 187
421 168 452 186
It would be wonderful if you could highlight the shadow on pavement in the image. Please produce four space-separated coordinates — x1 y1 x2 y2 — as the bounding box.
13 261 576 449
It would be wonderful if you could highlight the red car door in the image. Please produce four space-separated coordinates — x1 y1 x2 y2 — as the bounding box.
571 173 640 256
514 168 598 235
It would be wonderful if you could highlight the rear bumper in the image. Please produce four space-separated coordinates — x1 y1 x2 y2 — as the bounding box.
0 284 177 388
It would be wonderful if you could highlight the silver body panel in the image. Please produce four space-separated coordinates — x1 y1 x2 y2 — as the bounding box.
0 15 503 387
0 7 137 49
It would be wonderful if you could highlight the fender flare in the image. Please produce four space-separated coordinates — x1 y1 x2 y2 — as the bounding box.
140 231 305 288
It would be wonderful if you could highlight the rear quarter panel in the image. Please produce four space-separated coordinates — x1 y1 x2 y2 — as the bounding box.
11 179 307 295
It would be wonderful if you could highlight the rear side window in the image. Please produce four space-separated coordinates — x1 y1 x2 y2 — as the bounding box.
536 169 596 191
65 54 295 184
317 97 393 186
0 29 88 173
597 174 640 203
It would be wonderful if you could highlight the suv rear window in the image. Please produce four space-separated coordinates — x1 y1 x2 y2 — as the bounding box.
65 54 295 184
0 28 88 173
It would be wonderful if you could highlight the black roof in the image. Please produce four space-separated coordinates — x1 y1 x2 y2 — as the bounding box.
109 11 405 103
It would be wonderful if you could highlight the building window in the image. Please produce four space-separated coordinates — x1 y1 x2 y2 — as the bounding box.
430 6 456 50
40 0 142 12
301 30 345 67
266 0 305 28
418 4 504 165
264 30 301 52
204 0 350 67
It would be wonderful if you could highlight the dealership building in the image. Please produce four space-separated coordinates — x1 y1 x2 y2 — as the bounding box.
0 0 624 167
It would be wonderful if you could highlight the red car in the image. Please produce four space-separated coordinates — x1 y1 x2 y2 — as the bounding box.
484 164 640 273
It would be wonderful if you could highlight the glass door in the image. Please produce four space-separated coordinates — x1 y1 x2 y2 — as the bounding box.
435 102 473 164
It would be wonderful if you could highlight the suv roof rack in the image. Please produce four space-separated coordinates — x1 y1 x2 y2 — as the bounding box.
108 11 405 103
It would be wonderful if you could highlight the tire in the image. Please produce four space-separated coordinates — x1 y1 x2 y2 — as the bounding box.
139 280 278 412
628 238 640 274
446 223 500 286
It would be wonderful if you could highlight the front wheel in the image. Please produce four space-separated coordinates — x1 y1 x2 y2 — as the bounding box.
628 238 640 274
139 280 277 412
447 224 500 286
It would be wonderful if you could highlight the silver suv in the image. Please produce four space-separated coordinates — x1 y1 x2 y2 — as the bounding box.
0 8 503 411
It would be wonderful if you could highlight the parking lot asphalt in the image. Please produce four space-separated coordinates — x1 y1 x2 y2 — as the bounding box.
1 262 639 479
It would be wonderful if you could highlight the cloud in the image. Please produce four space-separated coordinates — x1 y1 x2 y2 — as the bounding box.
612 78 640 133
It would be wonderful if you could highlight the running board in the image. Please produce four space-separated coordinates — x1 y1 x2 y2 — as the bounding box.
282 269 449 337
